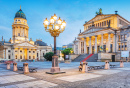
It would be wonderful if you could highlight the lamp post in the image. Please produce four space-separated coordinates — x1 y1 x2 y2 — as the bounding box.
43 14 66 74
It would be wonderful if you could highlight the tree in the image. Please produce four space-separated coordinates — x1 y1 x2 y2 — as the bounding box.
61 48 73 60
44 52 54 61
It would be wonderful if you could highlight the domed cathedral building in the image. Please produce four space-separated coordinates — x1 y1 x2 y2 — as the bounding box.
0 6 52 61
73 8 130 62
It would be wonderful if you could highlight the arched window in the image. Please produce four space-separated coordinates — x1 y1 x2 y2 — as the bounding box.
8 55 10 59
29 56 31 59
33 56 35 59
15 55 17 59
20 55 22 59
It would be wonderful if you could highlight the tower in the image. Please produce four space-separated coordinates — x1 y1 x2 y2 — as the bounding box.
12 6 29 43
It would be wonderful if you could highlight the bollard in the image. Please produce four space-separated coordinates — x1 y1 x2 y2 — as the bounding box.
13 63 17 71
120 60 124 68
7 63 10 70
104 60 110 70
23 63 29 74
82 61 88 73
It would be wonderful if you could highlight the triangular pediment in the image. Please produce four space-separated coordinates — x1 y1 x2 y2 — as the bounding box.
14 41 37 48
85 14 115 25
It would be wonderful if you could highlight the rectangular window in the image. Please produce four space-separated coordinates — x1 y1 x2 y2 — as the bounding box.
37 53 38 57
29 56 31 59
122 43 124 50
15 50 17 52
102 22 103 26
118 35 121 41
100 22 101 27
8 55 10 59
20 55 22 59
33 56 35 59
98 23 99 27
118 43 121 51
20 50 22 52
29 51 31 53
15 55 17 59
124 34 127 41
125 43 127 50
33 51 35 53
8 50 10 52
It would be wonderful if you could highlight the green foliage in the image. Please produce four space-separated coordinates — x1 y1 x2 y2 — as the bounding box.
61 48 73 60
44 52 54 61
61 48 72 55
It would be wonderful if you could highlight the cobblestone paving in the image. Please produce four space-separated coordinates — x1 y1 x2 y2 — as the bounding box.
0 62 130 88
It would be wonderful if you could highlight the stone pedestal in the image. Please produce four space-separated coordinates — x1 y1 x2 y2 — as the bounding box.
120 60 124 68
23 63 29 74
104 60 110 70
13 63 17 71
82 62 88 73
7 63 10 70
46 55 65 74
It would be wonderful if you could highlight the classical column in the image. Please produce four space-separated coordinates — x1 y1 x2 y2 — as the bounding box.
101 34 104 49
6 49 8 59
27 49 29 60
84 37 87 54
18 48 20 59
12 48 15 59
4 48 6 59
113 34 116 52
89 36 92 54
39 50 41 60
95 35 97 54
78 40 81 54
107 33 111 53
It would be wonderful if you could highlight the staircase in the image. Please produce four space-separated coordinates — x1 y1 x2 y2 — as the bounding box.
72 54 98 62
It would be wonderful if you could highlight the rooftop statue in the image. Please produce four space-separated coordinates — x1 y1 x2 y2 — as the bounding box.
96 8 103 15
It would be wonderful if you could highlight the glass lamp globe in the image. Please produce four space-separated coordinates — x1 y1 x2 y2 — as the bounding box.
50 16 54 24
62 20 66 27
44 18 49 25
53 14 57 21
58 17 62 25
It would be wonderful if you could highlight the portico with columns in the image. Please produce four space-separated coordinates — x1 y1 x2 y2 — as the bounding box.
77 28 117 55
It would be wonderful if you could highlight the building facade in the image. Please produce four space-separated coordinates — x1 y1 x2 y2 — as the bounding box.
73 9 130 61
0 7 52 61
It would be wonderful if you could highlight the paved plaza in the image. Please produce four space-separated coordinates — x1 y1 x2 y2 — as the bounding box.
0 62 130 88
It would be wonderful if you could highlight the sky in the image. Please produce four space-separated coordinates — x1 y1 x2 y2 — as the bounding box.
0 0 130 47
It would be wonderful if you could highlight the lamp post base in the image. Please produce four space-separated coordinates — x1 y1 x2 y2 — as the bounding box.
46 55 65 74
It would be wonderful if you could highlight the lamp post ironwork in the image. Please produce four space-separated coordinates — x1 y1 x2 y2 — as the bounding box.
43 14 66 74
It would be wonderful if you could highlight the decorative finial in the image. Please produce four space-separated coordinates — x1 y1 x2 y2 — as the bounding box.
2 36 3 41
80 29 81 33
20 5 21 10
115 11 118 15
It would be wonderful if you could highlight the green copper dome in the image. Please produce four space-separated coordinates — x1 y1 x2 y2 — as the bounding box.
15 9 26 19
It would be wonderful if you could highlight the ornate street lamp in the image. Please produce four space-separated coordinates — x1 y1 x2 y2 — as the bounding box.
43 14 66 74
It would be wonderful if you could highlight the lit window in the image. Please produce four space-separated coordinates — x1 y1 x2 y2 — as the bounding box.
20 55 22 59
118 35 121 41
29 56 31 59
118 43 121 51
125 43 127 50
